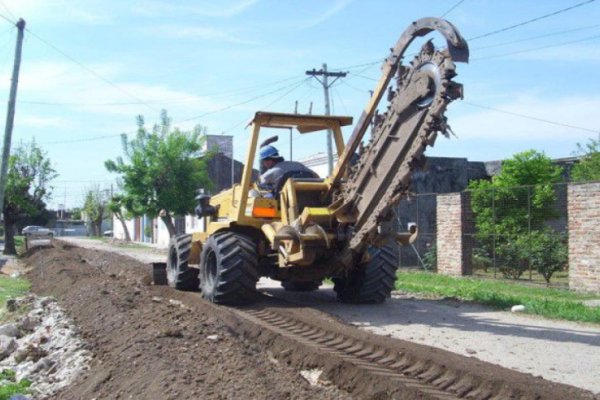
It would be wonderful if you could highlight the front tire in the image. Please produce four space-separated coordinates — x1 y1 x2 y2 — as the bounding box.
333 242 399 304
167 234 199 291
199 231 258 305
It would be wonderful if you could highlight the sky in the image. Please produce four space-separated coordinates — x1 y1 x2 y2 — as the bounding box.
0 0 599 209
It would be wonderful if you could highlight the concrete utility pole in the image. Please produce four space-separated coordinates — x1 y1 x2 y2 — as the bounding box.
0 18 25 216
306 63 347 175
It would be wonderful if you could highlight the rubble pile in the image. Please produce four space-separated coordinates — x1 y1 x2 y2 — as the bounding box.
0 295 91 399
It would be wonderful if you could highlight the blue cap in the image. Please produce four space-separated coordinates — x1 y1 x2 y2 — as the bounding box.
259 145 279 160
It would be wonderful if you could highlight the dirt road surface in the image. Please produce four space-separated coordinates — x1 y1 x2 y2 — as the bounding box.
59 237 600 395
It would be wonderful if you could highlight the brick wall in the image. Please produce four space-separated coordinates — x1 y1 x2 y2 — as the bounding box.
568 182 600 292
436 192 472 276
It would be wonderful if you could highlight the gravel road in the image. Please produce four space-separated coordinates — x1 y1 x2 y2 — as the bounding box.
59 236 600 394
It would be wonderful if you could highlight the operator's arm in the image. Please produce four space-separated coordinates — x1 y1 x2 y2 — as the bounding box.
258 169 277 190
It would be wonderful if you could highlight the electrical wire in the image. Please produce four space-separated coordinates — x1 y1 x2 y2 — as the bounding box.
19 75 303 107
468 0 597 41
440 0 466 18
462 101 599 134
473 23 600 50
330 59 383 72
332 86 349 115
340 78 370 94
37 79 311 144
39 134 122 145
348 71 378 82
472 32 600 61
175 77 308 124
0 0 15 21
23 28 159 112
221 78 309 134
332 1 598 70
0 11 14 26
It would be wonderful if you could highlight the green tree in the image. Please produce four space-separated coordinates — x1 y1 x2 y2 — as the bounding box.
3 142 57 255
83 187 108 236
105 110 212 237
468 150 564 280
70 207 82 220
108 194 132 242
571 138 600 182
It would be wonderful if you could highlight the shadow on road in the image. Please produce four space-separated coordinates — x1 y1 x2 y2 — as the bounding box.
258 284 600 347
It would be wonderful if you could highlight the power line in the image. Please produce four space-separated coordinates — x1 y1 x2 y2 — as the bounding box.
340 78 370 94
40 134 122 145
462 101 599 134
332 86 349 115
441 0 466 18
330 59 382 72
0 11 14 26
0 1 15 21
332 1 598 70
0 13 160 113
472 32 600 61
18 74 303 107
37 79 311 144
348 71 378 82
175 77 308 124
469 0 597 41
473 23 600 50
221 78 309 134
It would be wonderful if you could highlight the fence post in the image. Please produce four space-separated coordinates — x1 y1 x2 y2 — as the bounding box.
436 192 473 276
568 182 600 293
527 185 532 281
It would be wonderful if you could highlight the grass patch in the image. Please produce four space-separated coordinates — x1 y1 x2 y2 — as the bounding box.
395 271 600 324
0 275 30 309
0 369 31 400
13 236 24 250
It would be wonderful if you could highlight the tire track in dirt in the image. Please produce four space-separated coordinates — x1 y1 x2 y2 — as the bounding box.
227 295 597 400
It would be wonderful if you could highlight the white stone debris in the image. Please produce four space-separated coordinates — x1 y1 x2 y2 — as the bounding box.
0 295 92 399
299 368 326 387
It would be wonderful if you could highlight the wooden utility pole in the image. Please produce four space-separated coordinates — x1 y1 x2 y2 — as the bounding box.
306 63 347 175
0 18 25 217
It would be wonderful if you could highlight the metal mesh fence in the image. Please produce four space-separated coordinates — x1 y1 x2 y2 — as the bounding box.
396 193 437 270
464 182 569 287
394 183 569 286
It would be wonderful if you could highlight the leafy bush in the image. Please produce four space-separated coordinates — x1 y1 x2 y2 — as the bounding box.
529 230 568 283
493 230 567 282
471 248 492 272
496 236 529 279
421 242 436 271
571 138 600 182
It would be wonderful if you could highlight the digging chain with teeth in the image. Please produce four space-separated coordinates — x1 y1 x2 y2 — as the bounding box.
337 43 464 252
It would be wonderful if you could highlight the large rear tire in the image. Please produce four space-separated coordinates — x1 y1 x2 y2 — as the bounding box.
333 242 399 304
199 231 258 305
167 234 199 291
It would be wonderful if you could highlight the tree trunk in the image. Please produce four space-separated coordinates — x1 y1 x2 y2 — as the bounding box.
93 218 103 237
161 212 177 238
116 213 131 242
3 221 17 255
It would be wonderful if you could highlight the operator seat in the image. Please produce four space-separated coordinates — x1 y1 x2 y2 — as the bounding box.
274 170 324 216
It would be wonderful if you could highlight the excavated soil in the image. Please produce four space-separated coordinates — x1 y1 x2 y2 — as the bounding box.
23 243 350 400
23 243 596 400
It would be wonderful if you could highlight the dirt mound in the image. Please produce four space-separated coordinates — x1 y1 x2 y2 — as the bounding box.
24 244 349 400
